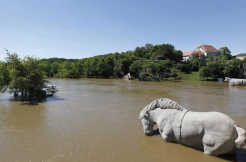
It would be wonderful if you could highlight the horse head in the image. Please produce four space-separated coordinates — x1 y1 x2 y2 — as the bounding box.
139 98 187 136
139 109 155 136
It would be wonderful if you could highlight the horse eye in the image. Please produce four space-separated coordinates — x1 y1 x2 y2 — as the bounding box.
144 114 149 118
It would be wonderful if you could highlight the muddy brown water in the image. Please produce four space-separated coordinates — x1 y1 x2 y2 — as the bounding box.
0 79 246 162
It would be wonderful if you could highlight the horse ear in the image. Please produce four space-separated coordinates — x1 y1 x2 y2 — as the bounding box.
139 111 145 119
139 110 149 119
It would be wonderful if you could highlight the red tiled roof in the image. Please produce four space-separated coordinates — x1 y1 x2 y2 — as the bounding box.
183 51 193 56
183 45 218 57
192 49 203 55
183 50 202 56
197 45 218 53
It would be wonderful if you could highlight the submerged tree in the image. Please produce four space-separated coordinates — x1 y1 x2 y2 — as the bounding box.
1 51 47 100
0 62 10 92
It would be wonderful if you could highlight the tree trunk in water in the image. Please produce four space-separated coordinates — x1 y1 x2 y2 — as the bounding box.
14 91 18 97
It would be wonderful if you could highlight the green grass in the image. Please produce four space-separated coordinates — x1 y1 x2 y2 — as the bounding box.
180 72 200 81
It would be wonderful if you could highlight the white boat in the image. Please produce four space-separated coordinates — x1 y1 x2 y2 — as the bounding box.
42 84 58 97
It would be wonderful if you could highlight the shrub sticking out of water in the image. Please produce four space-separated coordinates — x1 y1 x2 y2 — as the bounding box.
0 50 48 101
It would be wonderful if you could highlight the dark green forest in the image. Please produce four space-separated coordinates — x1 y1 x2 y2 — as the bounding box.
37 44 246 81
38 43 184 81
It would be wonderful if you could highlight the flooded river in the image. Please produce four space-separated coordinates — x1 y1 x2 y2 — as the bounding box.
0 79 245 162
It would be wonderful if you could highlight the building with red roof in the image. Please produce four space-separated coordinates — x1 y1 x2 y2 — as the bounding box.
183 45 219 61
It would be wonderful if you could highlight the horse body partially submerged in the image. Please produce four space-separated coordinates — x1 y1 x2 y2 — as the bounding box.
139 98 246 156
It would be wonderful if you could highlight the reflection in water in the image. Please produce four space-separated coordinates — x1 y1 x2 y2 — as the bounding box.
0 79 246 162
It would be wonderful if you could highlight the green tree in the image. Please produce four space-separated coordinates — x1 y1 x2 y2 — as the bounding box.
170 68 181 80
40 61 52 77
218 47 232 60
189 54 205 71
22 57 47 99
199 66 210 80
224 59 242 78
156 60 173 79
139 71 153 81
129 60 144 78
113 60 124 78
176 63 192 74
150 44 175 60
0 62 10 92
199 56 225 80
50 62 60 77
134 44 153 59
3 51 47 100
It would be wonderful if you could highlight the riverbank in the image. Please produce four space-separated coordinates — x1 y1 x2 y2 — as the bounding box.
48 72 214 82
180 72 200 81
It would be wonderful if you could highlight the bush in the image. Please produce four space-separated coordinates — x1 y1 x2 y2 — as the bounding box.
199 56 225 80
2 52 47 100
129 60 145 78
139 72 153 81
176 63 192 74
170 68 182 80
224 59 242 78
199 66 210 80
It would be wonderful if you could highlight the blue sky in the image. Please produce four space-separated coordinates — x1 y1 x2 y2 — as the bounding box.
0 0 246 59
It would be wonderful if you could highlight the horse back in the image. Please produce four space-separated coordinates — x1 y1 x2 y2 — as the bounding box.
197 112 235 137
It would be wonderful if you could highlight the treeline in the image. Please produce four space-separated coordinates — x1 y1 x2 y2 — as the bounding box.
1 44 246 87
38 44 246 81
178 47 246 80
199 54 246 80
39 43 184 81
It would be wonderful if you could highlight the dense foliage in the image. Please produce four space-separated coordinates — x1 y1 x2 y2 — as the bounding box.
199 48 246 80
0 62 10 92
0 51 47 100
38 43 183 80
36 44 246 81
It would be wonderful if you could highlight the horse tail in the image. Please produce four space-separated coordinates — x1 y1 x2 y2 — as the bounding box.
234 125 246 149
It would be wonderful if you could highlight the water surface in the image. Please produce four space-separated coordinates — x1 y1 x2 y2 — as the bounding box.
0 79 245 162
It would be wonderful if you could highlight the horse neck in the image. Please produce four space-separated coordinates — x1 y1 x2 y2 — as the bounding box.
149 108 180 123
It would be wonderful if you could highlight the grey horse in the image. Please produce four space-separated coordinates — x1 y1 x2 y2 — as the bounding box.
139 98 246 156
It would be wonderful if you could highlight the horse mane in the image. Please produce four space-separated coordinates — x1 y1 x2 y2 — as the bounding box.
139 98 187 119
